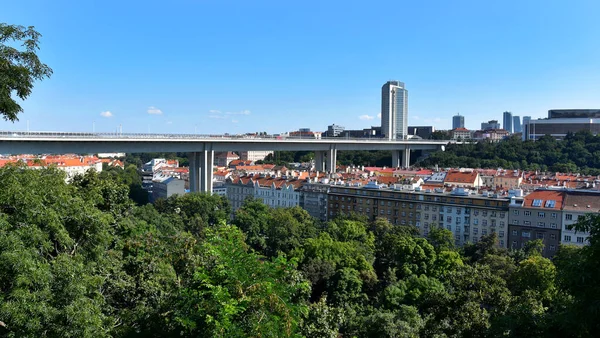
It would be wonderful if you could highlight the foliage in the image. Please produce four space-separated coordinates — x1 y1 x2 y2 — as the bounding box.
4 165 600 337
418 131 600 175
1 23 53 121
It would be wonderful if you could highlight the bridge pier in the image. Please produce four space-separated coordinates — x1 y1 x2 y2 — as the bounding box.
391 146 411 168
314 151 326 172
327 147 337 174
188 150 214 193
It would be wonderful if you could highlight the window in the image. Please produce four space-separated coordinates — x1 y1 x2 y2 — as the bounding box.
538 212 545 218
545 200 556 208
474 219 479 225
549 245 556 251
482 220 488 226
432 215 437 221
513 220 519 225
536 233 544 239
564 235 571 242
499 231 505 237
532 199 543 207
387 201 392 206
474 210 479 216
577 237 585 243
512 230 518 236
424 214 429 220
447 207 453 213
473 227 478 234
425 205 429 211
550 234 556 240
538 222 545 227
566 214 573 220
500 212 505 218
513 210 519 216
524 211 531 216
482 211 488 217
550 223 557 229
482 229 488 235
447 216 452 222
551 213 557 218
522 231 531 238
380 201 385 206
512 241 518 248
524 221 531 226
500 221 505 227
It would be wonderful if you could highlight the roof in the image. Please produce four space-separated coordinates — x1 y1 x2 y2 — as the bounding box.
522 189 565 209
562 191 600 212
444 170 479 184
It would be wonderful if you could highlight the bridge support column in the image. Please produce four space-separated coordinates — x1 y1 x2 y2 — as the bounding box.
314 151 326 172
200 150 214 194
188 152 200 192
327 147 337 174
391 150 401 168
188 150 214 194
402 146 411 168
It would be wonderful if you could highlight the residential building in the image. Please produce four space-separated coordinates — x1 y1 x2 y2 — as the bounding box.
238 150 273 162
381 81 408 140
152 176 185 202
408 126 435 139
481 120 501 131
472 129 509 142
508 189 563 258
495 169 523 189
225 175 303 213
503 111 513 133
327 185 509 247
451 127 471 140
326 124 345 137
561 190 600 247
215 152 239 167
444 170 481 188
452 114 465 130
299 182 329 221
513 116 522 133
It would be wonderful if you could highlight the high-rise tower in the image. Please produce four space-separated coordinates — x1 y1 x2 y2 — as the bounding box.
452 113 465 129
513 116 522 133
381 81 408 140
503 111 513 133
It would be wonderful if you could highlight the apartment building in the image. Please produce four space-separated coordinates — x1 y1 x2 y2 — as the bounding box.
561 190 600 247
299 183 329 221
508 189 563 258
225 175 303 213
327 185 510 247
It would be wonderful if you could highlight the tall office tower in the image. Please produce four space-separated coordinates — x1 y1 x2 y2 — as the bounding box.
522 116 531 140
513 116 522 133
503 111 513 133
381 81 408 140
452 114 465 129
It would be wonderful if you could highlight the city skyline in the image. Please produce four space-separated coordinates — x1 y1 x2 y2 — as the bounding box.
3 1 600 134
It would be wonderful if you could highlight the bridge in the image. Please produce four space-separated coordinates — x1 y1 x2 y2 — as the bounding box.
0 131 454 193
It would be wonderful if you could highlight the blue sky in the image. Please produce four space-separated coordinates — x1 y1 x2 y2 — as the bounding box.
3 0 600 134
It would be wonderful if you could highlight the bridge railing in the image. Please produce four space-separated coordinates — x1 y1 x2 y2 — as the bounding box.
0 131 452 143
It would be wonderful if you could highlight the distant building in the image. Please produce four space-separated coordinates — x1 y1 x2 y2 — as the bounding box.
503 111 513 133
481 120 501 130
152 177 185 202
239 150 273 162
452 114 465 129
381 81 408 140
341 126 381 138
450 128 471 140
289 128 323 139
215 152 240 167
472 129 509 142
299 183 329 221
524 109 600 140
326 124 345 137
513 116 522 133
408 126 435 139
522 116 532 140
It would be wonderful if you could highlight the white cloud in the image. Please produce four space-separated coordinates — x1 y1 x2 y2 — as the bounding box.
231 119 239 123
209 115 228 119
100 111 113 118
377 113 382 118
147 106 163 115
209 109 251 116
359 114 375 120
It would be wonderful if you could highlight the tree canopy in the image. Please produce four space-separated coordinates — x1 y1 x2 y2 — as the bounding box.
1 23 52 121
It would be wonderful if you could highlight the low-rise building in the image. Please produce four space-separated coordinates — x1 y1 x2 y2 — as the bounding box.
561 190 600 246
299 183 329 221
444 170 481 188
451 128 471 140
327 185 509 248
152 177 185 202
508 189 563 258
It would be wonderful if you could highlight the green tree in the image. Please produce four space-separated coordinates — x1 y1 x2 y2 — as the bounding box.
1 23 53 121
